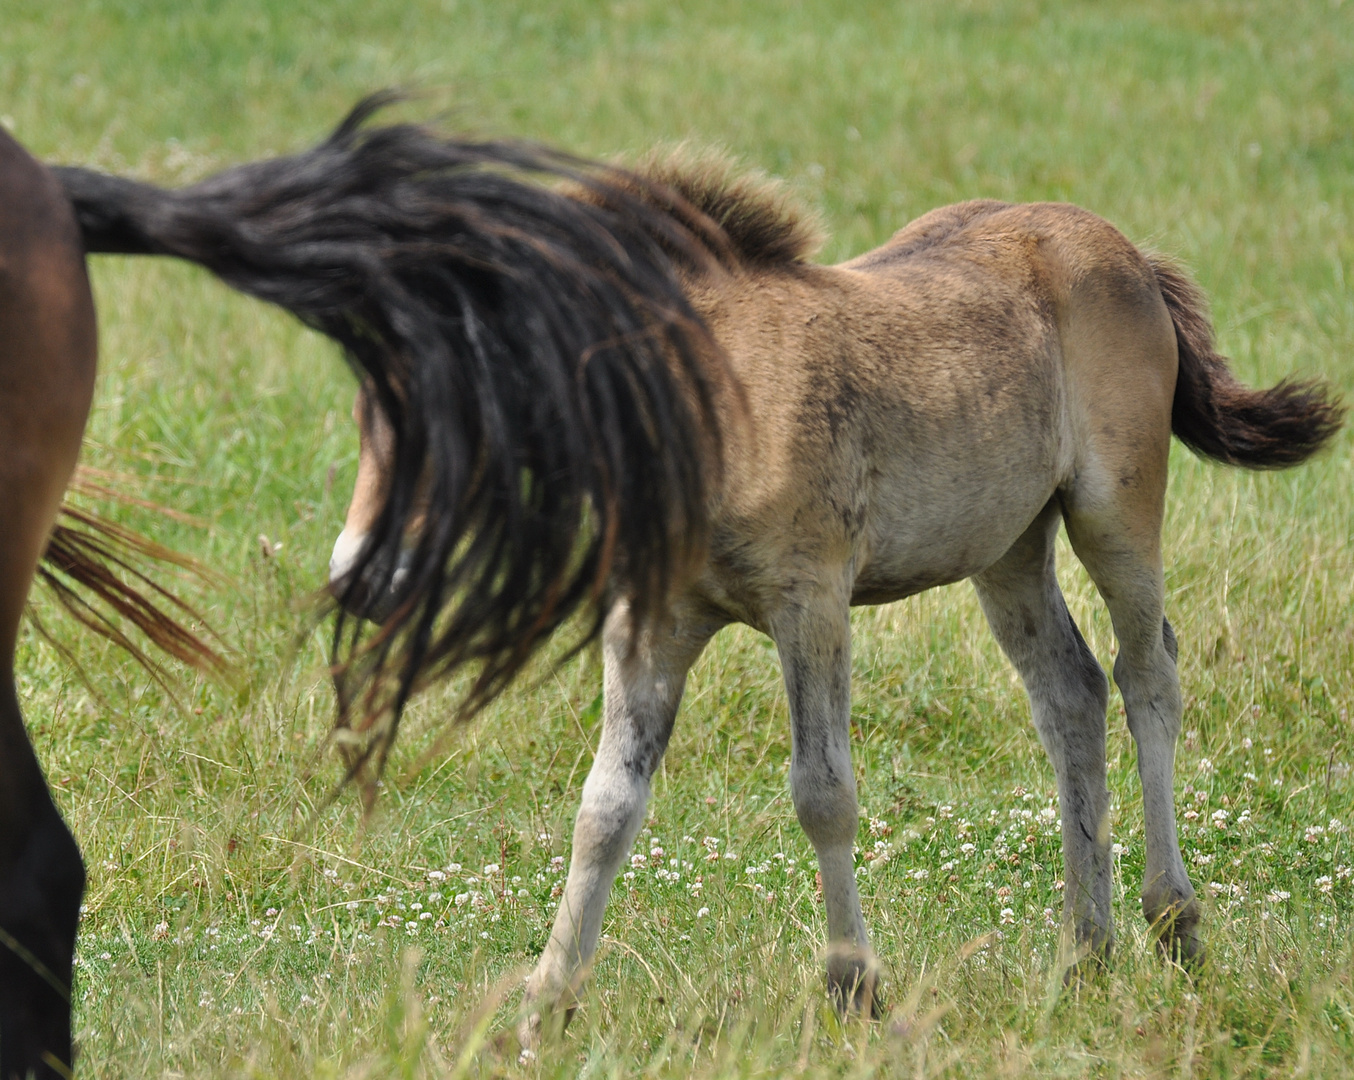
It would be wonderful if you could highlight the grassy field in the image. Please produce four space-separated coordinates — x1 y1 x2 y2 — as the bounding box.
5 0 1354 1075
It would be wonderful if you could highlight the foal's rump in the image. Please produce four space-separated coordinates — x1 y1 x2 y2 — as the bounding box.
824 198 1343 593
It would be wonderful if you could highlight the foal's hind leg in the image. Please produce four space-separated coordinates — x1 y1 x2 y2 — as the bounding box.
973 502 1114 960
1064 500 1200 964
769 577 878 1015
520 598 723 1042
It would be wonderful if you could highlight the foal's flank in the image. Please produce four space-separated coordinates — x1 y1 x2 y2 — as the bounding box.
334 156 1342 1036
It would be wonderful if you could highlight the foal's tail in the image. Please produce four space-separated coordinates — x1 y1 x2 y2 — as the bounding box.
53 95 724 774
1150 255 1345 467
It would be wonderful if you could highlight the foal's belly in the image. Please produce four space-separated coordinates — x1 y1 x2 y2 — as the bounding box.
848 478 1055 606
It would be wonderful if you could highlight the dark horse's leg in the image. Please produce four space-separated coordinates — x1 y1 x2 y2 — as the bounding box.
0 129 98 1078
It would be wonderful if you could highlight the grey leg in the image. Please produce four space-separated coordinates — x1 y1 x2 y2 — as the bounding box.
770 578 877 1013
973 502 1114 960
1065 513 1199 963
521 598 721 1040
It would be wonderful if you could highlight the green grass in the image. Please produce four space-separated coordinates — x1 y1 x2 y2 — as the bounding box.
5 0 1354 1075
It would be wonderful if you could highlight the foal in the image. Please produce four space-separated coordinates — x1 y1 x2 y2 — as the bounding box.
332 155 1343 1026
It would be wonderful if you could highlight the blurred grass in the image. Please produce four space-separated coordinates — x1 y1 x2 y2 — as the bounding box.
4 0 1354 1075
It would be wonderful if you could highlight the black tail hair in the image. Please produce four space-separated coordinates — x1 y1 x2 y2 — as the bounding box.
1150 255 1345 467
35 499 227 686
55 95 724 781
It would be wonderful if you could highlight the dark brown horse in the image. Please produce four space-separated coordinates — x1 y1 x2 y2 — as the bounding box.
1 103 725 1079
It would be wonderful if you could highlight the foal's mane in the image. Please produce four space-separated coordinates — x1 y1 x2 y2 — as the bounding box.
585 148 824 270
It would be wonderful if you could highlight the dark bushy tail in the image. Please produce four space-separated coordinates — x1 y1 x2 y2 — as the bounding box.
54 96 724 778
35 501 227 685
1150 255 1345 467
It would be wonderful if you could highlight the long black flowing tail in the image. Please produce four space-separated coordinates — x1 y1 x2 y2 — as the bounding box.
55 96 724 778
1150 255 1345 467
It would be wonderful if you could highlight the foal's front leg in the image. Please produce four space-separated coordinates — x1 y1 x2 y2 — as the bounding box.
771 582 878 1015
521 600 719 1041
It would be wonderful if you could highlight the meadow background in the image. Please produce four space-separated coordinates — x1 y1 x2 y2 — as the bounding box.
4 0 1354 1075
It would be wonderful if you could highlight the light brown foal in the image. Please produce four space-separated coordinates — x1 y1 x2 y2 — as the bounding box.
331 158 1342 1033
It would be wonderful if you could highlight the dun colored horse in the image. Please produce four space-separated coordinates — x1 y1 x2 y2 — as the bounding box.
329 152 1345 1036
2 101 724 1079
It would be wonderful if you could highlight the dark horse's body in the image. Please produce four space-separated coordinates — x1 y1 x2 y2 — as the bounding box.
0 105 724 1078
0 127 96 1079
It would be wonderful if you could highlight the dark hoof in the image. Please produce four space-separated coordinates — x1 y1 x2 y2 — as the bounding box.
1060 937 1114 986
826 956 883 1020
1151 904 1204 971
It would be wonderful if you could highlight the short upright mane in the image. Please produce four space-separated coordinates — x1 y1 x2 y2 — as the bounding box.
594 148 824 270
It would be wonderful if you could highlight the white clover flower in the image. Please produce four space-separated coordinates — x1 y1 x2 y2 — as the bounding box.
427 870 446 883
1038 807 1056 823
960 843 976 856
1316 876 1334 894
1198 758 1214 774
696 907 710 918
483 863 501 876
1000 908 1015 924
1242 737 1253 750
446 862 462 873
1267 890 1291 903
631 853 647 868
266 908 279 917
454 893 470 907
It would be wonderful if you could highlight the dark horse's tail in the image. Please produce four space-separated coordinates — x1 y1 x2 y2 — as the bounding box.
1150 255 1345 467
54 96 724 777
